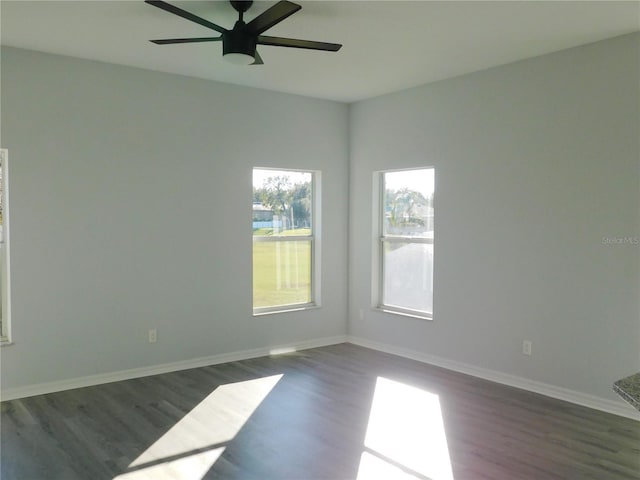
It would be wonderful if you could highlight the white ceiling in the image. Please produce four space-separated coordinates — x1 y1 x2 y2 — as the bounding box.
1 1 639 102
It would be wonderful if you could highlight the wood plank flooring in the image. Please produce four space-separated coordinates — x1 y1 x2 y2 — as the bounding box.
2 343 639 479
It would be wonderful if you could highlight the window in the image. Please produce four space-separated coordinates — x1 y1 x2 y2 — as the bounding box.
252 168 318 314
0 149 10 343
377 168 434 319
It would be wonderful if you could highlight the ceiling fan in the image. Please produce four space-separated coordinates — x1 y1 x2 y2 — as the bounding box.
145 0 342 65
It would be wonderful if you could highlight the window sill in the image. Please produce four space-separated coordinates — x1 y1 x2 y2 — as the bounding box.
253 303 319 317
0 339 14 347
377 307 433 321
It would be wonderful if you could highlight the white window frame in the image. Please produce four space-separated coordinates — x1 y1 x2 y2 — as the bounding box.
252 168 320 315
374 167 434 320
1 149 12 344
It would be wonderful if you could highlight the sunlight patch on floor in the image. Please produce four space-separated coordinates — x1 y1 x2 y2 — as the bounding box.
358 451 428 480
113 374 283 480
114 448 225 480
357 377 454 480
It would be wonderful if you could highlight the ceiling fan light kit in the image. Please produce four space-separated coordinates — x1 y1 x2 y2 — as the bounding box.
145 0 342 66
223 29 257 65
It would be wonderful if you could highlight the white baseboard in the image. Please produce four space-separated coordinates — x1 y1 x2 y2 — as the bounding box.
4 334 638 422
348 336 640 422
0 335 348 401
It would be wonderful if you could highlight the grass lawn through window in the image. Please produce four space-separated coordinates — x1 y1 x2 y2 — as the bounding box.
253 228 312 309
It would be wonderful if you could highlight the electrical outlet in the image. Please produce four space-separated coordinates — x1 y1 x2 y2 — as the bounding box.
148 329 157 343
522 340 532 356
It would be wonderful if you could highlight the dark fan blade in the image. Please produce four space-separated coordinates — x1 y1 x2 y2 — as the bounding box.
145 1 227 34
252 50 264 65
258 35 341 52
151 36 222 45
246 1 301 35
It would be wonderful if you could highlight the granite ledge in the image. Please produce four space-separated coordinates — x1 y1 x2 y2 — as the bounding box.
613 372 640 412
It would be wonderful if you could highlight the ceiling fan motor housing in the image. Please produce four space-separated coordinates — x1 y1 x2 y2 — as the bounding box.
223 25 257 58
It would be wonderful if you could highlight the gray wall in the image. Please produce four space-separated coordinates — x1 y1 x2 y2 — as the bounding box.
0 47 349 389
348 33 640 402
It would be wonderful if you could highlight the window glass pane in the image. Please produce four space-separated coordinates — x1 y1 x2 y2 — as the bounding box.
382 241 433 314
383 169 434 238
252 168 315 312
253 240 312 308
253 169 312 236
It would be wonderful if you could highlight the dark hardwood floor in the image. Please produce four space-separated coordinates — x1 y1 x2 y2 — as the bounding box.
2 343 639 479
